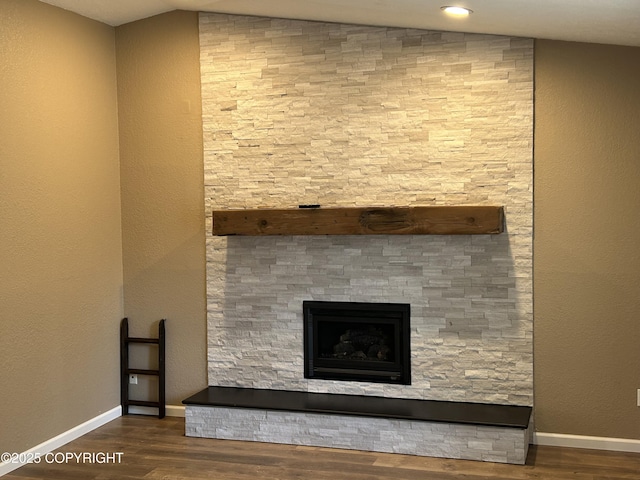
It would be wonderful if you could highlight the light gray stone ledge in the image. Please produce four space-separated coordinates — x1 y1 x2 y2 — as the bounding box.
186 404 531 465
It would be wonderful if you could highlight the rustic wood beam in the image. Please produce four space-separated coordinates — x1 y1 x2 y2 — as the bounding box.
212 206 504 236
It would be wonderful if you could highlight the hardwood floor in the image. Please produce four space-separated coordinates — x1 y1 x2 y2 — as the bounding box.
5 415 640 479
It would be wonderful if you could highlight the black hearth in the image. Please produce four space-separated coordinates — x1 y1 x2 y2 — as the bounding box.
303 301 410 385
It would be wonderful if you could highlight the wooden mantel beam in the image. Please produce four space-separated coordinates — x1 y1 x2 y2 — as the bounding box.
212 206 504 236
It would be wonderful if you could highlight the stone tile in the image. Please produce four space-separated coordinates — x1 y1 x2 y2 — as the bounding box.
200 11 533 414
186 405 531 465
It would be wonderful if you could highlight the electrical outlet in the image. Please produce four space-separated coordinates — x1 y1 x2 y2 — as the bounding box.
637 389 640 407
129 374 138 385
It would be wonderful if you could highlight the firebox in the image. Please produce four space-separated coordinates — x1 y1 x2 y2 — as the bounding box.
303 301 411 385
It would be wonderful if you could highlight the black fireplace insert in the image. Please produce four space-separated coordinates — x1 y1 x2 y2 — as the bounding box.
303 301 410 385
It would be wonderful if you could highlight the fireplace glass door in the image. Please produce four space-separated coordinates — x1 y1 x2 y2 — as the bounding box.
303 301 410 385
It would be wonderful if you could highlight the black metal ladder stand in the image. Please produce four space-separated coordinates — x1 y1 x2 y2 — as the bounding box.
120 318 166 419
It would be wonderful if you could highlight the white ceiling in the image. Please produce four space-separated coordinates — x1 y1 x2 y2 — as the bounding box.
39 0 640 47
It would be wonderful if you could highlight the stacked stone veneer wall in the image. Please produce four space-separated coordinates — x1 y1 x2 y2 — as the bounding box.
201 13 533 405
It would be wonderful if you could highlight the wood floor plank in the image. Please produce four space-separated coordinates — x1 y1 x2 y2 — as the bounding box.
4 416 639 480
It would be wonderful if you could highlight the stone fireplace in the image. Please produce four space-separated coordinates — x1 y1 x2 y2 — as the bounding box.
191 12 534 464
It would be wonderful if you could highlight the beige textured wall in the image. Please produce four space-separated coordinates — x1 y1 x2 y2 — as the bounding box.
0 0 122 453
534 40 640 439
116 11 206 406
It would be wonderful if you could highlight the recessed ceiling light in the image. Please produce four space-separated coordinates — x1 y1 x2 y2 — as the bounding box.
441 6 473 16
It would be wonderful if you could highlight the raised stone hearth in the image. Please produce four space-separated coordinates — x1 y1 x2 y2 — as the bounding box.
184 387 532 464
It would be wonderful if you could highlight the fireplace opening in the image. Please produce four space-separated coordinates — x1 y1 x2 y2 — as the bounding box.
303 301 410 385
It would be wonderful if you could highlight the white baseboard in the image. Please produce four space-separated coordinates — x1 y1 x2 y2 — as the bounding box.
534 432 640 453
128 405 185 417
0 405 121 477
